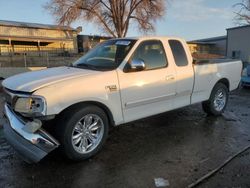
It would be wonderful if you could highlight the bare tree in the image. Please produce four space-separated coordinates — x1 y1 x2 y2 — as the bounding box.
234 0 250 24
45 0 166 37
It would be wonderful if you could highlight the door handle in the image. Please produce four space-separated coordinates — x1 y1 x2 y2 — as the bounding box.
165 75 175 81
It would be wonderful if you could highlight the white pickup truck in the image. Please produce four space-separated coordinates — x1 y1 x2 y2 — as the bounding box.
2 37 242 163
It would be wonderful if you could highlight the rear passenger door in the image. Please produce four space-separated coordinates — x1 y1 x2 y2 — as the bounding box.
168 40 194 108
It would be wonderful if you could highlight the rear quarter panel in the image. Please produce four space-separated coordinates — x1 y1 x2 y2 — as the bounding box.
192 60 242 104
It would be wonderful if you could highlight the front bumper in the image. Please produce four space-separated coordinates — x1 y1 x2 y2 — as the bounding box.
3 104 59 163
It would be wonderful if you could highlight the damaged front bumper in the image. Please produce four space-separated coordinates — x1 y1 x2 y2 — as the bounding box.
3 104 59 163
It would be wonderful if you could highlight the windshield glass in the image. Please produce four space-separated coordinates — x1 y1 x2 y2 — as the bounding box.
73 39 137 71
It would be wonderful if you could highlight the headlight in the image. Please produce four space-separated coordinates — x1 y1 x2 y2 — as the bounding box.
14 96 46 116
242 68 247 77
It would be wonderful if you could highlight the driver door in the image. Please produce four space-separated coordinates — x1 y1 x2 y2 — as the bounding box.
118 40 176 123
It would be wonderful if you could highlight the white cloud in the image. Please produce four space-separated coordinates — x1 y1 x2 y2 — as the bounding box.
168 0 234 22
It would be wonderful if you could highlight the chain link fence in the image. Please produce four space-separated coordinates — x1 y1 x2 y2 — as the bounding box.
0 46 83 67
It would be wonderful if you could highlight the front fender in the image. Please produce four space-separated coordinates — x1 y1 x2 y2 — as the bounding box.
33 70 124 125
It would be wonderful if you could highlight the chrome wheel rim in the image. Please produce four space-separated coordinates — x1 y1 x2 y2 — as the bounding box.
213 89 226 111
71 114 104 154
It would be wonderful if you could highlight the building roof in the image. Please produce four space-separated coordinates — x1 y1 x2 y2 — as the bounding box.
78 34 112 40
0 20 77 31
189 35 227 44
227 24 250 31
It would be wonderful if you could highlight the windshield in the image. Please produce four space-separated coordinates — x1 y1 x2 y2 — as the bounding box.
73 39 137 71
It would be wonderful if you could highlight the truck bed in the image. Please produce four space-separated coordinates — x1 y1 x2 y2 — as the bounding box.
193 58 239 65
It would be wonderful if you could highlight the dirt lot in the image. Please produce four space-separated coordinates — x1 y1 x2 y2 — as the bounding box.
0 88 250 188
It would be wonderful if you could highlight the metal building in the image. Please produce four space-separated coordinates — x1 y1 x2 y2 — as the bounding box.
227 25 250 64
77 35 112 53
188 36 227 56
0 20 81 55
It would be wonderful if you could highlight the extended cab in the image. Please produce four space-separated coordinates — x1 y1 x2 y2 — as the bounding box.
2 37 242 163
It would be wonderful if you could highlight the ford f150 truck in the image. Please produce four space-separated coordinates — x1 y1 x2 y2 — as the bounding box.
2 37 242 163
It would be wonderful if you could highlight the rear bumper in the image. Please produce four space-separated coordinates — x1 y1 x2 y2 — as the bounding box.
3 104 59 163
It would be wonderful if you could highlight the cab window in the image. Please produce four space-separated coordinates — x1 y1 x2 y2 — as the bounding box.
169 40 188 67
131 40 168 70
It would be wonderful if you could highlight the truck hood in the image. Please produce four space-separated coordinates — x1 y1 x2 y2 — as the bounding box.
2 66 98 92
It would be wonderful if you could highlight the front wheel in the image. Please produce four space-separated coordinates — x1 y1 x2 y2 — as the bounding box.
202 83 229 116
56 105 109 161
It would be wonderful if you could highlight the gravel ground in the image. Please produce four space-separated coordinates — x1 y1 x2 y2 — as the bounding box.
0 88 250 188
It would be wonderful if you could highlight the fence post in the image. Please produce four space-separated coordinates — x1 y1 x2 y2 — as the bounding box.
24 53 27 67
8 47 13 67
46 52 49 67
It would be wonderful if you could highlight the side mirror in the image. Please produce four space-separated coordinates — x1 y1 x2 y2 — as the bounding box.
130 59 146 71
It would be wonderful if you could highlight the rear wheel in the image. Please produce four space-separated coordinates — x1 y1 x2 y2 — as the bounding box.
56 105 109 161
202 83 228 116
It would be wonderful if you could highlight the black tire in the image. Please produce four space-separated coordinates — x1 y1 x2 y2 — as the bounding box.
55 105 109 161
202 83 229 116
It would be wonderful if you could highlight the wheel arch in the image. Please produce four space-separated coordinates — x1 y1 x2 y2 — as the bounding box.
202 78 229 116
57 101 115 127
207 78 230 100
216 78 230 90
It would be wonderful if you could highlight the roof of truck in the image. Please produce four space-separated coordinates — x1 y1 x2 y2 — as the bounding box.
114 36 185 41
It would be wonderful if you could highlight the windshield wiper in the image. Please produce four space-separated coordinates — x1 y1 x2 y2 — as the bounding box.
74 64 99 70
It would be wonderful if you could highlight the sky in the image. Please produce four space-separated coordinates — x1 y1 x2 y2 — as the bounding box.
0 0 241 40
